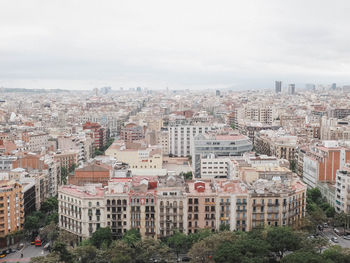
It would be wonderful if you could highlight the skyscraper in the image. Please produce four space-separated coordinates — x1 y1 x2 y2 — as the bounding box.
288 84 295 95
275 81 282 93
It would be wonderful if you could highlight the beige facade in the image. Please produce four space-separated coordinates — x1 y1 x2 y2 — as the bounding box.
156 130 169 156
58 184 106 243
105 141 162 169
58 172 306 241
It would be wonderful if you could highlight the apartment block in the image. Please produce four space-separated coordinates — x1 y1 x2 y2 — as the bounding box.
0 181 24 244
254 130 297 162
192 129 252 178
120 123 145 142
83 122 106 150
303 141 350 188
58 184 106 243
105 141 162 170
168 124 218 157
58 171 306 241
335 166 350 213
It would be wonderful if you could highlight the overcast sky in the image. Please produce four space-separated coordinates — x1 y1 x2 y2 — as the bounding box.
0 0 349 90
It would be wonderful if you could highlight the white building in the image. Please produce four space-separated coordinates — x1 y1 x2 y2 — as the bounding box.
58 184 106 243
335 167 350 213
303 155 319 189
200 155 233 179
168 125 218 157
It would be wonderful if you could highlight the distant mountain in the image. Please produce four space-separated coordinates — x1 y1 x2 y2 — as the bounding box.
0 87 71 93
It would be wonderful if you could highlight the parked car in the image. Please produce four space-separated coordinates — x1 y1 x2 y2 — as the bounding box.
331 237 339 243
0 250 7 258
6 248 16 254
334 228 340 235
344 235 350 240
323 223 329 228
182 256 191 262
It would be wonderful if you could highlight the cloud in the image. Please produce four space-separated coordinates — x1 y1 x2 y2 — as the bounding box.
0 0 350 90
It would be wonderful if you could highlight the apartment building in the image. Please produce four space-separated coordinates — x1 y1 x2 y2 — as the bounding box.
58 184 106 243
215 180 249 232
192 130 252 178
53 150 78 170
77 112 119 137
57 134 94 166
249 178 306 229
168 124 218 157
254 130 297 162
105 178 132 239
335 166 350 213
120 123 145 142
244 106 274 125
200 155 233 179
83 122 106 150
58 172 306 241
22 132 49 153
0 156 16 171
68 161 112 187
303 141 350 188
157 174 186 237
186 181 217 234
129 177 157 238
105 141 162 170
238 121 280 145
0 181 24 246
156 129 169 156
320 116 350 140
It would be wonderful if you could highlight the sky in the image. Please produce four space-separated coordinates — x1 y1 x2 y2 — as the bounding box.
0 0 350 91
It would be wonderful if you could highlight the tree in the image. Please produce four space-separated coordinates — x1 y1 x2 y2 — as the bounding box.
167 230 188 257
69 163 77 173
73 245 98 263
188 231 237 263
61 166 68 184
52 241 73 263
266 227 301 259
57 230 78 247
308 203 327 226
30 253 60 263
108 240 133 263
219 223 230 232
40 197 58 214
40 221 59 243
24 215 40 233
325 206 336 218
45 212 58 225
122 229 141 248
303 236 329 254
281 251 324 263
91 227 112 248
214 236 270 263
335 212 347 227
94 149 104 157
322 245 350 263
307 188 322 205
136 238 172 262
182 171 193 181
290 160 297 173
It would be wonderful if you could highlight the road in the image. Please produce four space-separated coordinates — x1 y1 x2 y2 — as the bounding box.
0 242 49 263
319 228 350 249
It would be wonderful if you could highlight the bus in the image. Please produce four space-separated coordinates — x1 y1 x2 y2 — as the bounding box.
35 237 42 247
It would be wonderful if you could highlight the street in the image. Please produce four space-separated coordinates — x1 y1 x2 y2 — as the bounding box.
0 242 49 263
320 228 350 249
